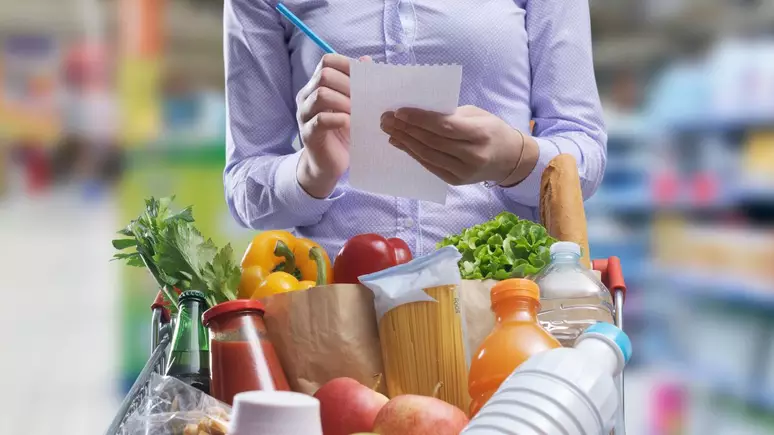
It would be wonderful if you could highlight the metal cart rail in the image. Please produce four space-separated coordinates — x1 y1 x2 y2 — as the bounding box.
105 293 174 435
106 257 629 435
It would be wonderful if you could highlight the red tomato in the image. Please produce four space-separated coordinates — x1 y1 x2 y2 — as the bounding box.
333 234 413 284
387 237 412 265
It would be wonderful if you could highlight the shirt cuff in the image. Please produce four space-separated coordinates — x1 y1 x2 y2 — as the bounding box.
274 150 344 218
499 137 562 208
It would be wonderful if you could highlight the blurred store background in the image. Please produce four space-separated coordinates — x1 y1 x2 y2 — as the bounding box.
1 0 773 433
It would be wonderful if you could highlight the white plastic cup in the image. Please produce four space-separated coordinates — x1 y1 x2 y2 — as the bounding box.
229 390 323 435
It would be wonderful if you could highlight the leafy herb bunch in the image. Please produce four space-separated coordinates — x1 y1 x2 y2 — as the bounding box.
112 196 242 310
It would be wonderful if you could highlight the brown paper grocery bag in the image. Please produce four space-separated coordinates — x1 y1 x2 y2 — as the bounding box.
261 280 531 398
262 284 387 395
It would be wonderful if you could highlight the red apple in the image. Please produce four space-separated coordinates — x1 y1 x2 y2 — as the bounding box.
314 377 389 435
372 395 469 435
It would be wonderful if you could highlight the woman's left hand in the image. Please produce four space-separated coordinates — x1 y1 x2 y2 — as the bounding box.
380 105 523 186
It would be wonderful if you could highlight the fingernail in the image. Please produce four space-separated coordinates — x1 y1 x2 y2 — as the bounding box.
381 114 395 129
394 110 407 121
388 137 401 147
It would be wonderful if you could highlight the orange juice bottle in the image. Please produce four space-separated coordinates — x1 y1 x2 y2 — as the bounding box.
468 279 561 417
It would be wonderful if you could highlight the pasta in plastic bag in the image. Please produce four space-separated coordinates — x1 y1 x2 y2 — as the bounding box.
359 246 471 411
121 374 231 435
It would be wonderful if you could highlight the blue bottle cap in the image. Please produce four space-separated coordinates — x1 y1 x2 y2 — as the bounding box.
583 322 632 364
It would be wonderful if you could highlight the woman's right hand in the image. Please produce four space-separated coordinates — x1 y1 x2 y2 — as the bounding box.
296 54 367 199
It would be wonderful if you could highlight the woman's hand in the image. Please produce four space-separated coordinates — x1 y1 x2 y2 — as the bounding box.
296 54 369 198
380 105 533 186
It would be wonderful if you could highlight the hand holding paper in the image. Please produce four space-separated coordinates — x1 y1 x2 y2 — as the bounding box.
349 62 463 203
381 105 530 188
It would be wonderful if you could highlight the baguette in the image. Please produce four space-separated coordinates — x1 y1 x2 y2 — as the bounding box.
539 154 591 268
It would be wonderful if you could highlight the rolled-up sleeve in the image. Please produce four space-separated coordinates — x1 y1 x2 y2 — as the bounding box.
224 0 342 230
501 0 607 208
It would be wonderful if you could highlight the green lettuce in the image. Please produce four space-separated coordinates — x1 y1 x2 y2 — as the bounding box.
436 212 556 280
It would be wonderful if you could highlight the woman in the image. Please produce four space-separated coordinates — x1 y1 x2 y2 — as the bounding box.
224 0 606 257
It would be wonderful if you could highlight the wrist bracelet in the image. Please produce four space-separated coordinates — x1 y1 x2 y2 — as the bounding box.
483 129 526 189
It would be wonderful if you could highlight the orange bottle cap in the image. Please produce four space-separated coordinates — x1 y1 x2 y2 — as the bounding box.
491 279 540 305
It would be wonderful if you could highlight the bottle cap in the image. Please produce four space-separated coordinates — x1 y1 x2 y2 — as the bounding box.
202 299 266 327
579 322 632 364
179 290 207 304
549 241 581 257
491 279 540 305
230 391 323 435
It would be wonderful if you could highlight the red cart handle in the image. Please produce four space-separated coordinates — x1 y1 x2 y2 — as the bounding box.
150 291 172 324
150 287 181 324
593 256 627 303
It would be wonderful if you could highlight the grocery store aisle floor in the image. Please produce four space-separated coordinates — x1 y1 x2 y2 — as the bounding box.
0 190 120 434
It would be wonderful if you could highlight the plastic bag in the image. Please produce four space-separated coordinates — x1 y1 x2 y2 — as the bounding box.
360 245 463 320
122 374 231 435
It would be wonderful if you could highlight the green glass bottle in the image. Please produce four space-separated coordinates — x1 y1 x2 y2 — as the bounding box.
165 290 210 394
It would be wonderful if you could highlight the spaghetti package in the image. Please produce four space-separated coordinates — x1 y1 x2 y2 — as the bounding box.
359 246 471 411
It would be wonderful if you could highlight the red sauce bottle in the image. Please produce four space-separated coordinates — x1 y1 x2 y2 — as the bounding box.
203 300 290 405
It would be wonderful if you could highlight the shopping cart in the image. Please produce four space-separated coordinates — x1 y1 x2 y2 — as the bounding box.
105 292 174 435
593 256 629 435
105 257 629 435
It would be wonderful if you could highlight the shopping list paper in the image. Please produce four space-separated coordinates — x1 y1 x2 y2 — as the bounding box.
349 62 463 204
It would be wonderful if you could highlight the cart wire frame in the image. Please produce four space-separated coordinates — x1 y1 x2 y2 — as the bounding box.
106 256 629 435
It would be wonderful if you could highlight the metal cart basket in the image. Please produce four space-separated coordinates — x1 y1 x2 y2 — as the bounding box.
105 256 629 435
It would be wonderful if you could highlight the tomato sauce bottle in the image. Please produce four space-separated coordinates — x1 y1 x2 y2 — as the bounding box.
203 300 290 405
467 279 561 417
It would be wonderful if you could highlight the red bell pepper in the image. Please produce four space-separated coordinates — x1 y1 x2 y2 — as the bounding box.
333 234 413 284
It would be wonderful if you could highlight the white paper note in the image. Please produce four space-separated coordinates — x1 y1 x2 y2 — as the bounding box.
349 62 463 204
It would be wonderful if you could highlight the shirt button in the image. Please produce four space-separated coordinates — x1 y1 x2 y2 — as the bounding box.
403 218 414 228
395 43 406 53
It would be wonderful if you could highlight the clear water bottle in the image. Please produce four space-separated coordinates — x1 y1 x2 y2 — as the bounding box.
533 241 615 347
462 322 632 435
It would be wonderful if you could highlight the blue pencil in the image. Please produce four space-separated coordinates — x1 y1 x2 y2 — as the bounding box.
276 3 337 54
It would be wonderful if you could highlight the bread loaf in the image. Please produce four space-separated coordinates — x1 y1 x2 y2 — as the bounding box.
539 154 591 268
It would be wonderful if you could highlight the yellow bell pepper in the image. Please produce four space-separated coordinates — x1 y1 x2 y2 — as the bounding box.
239 230 333 299
238 265 269 299
251 272 317 299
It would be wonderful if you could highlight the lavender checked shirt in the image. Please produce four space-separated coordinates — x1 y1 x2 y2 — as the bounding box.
224 0 607 258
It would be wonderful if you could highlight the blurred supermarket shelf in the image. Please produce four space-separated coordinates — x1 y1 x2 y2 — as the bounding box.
586 189 654 214
734 179 774 203
666 114 774 134
675 363 774 413
654 267 774 309
587 183 774 215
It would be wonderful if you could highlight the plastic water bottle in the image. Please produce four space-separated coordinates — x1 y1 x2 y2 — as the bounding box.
461 322 632 435
533 241 615 347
